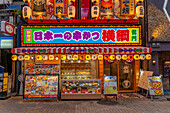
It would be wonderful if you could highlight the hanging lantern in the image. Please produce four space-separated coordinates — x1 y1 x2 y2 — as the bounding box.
116 55 121 61
136 6 144 18
146 54 151 60
11 55 17 61
36 55 43 61
22 6 32 19
122 55 128 60
98 55 103 60
86 55 91 60
104 55 110 60
49 55 54 60
67 54 72 60
55 56 59 60
42 55 48 60
73 55 78 60
134 54 140 60
24 55 30 60
92 54 97 60
128 55 134 60
23 0 31 3
110 55 115 60
61 55 66 60
18 55 24 61
80 55 85 60
140 54 145 60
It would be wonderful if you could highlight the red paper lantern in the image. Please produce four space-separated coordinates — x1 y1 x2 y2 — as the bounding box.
104 55 110 60
128 55 134 60
80 55 85 60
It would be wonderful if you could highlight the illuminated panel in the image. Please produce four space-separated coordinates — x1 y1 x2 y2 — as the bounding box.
32 0 47 16
54 0 68 16
120 0 135 16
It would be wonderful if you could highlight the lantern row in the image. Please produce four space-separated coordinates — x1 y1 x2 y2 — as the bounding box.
12 54 152 61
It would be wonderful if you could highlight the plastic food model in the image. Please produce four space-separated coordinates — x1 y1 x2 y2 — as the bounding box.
77 87 82 92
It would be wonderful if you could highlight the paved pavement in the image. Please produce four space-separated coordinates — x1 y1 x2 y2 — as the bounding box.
0 94 170 113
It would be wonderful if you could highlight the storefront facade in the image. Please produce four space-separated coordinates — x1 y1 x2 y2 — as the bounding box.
11 0 152 99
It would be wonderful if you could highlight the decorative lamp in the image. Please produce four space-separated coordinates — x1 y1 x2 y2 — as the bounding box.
110 55 115 60
146 54 151 60
134 54 140 60
73 55 78 60
122 55 128 60
104 55 110 60
18 55 24 61
92 54 97 60
42 55 48 60
11 55 17 61
152 60 156 65
86 55 91 60
49 55 54 60
24 55 30 60
80 55 85 60
128 55 134 60
36 55 43 61
116 55 121 61
67 54 72 60
140 54 145 60
22 6 32 19
98 55 103 60
61 55 66 60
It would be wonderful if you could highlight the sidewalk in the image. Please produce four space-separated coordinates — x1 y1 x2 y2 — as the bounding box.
0 95 169 113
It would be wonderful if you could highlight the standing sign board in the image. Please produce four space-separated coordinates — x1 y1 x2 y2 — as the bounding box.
138 71 153 90
104 76 118 95
148 76 164 96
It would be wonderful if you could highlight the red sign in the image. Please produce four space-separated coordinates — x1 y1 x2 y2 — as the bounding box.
1 21 15 36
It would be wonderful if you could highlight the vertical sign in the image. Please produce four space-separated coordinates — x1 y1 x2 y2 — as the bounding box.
100 0 114 16
104 76 118 95
148 76 164 96
54 0 68 16
32 0 47 16
120 0 135 16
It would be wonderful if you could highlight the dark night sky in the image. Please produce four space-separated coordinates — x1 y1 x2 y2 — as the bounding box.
148 0 170 14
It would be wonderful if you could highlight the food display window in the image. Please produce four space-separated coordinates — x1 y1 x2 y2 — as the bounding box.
61 79 101 99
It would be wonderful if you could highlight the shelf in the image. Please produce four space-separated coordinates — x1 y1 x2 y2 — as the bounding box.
62 63 91 64
61 79 101 81
62 92 101 95
61 74 91 76
62 85 100 87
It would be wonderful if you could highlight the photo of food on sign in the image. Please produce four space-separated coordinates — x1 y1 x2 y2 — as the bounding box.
25 64 59 74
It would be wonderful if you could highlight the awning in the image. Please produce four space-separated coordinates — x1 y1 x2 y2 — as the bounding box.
7 5 21 10
12 46 152 54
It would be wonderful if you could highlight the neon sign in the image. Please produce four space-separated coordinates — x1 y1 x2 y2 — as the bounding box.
21 26 141 46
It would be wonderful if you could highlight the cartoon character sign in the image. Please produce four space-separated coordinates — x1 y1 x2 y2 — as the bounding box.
100 0 114 16
32 0 47 16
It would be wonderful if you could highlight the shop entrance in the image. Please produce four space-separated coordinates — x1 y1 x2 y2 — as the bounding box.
104 60 135 92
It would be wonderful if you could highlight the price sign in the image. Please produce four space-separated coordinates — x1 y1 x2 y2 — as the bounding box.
148 76 164 96
104 76 118 95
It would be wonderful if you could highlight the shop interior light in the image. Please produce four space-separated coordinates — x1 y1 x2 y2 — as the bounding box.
152 60 156 65
31 56 34 60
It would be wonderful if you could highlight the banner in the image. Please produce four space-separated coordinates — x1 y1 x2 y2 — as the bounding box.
104 76 118 95
148 76 164 96
21 26 141 46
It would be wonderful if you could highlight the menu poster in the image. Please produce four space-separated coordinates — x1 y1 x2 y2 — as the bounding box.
25 64 59 75
138 71 153 90
24 75 58 99
104 76 118 95
148 76 164 96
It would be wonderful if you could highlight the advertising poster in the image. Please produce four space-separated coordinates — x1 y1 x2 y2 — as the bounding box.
104 76 118 95
32 0 47 16
100 0 114 16
148 76 164 96
22 26 141 46
25 64 59 75
24 75 58 99
120 0 135 16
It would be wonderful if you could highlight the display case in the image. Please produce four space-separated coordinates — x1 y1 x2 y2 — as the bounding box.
61 60 93 80
61 79 101 99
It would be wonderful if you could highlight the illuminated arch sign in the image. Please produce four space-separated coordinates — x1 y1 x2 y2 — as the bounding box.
21 26 141 46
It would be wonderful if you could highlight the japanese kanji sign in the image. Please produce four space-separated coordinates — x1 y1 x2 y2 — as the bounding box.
120 0 135 16
21 26 141 46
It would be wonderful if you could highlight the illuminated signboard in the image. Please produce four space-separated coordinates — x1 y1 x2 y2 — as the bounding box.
120 0 135 16
0 36 13 49
32 0 47 16
21 26 141 46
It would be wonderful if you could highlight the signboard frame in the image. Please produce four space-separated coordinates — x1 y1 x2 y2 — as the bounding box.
21 26 141 46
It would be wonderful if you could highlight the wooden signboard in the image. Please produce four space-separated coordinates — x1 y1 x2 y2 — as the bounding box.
138 71 153 90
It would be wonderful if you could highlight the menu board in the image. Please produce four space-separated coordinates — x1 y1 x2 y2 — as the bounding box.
25 64 59 75
24 75 58 99
104 76 118 95
148 76 164 96
138 71 153 90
